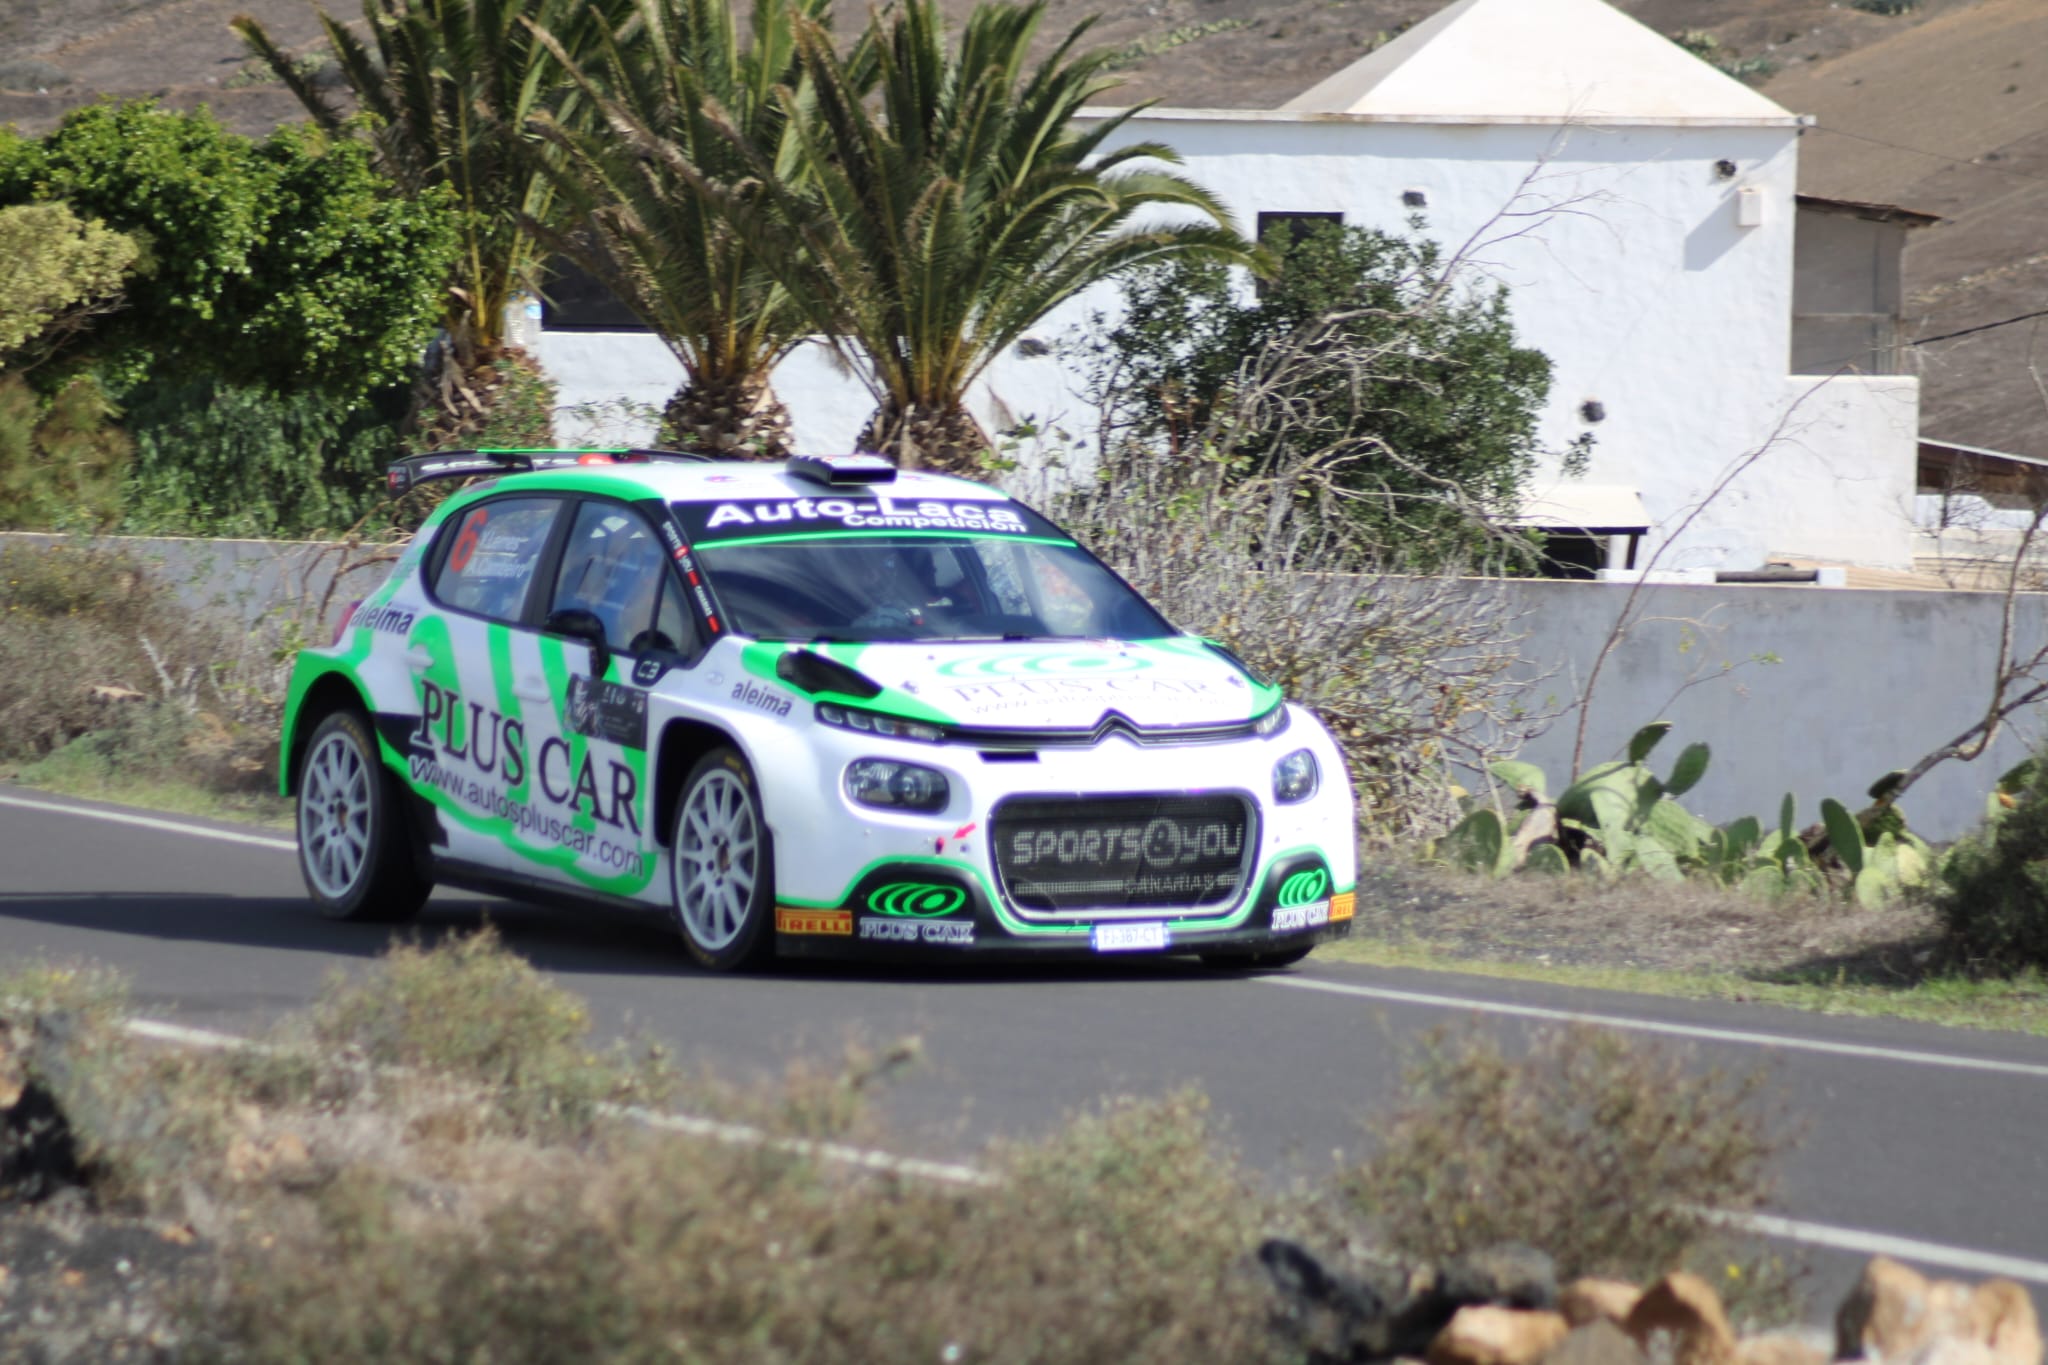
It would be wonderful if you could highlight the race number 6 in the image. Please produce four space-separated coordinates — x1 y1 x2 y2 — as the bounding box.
449 508 488 572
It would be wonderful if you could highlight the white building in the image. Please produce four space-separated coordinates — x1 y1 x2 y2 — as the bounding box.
537 0 1922 573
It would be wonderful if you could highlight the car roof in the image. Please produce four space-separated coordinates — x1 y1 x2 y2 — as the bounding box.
458 456 1018 506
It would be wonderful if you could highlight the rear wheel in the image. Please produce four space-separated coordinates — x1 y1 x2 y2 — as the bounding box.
669 747 775 971
297 709 431 922
1199 944 1315 971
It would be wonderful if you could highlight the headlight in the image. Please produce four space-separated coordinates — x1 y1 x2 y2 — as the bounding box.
817 702 945 743
845 758 950 812
1272 748 1319 803
1253 702 1290 738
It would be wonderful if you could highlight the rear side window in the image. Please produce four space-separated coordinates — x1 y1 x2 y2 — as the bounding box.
430 497 560 622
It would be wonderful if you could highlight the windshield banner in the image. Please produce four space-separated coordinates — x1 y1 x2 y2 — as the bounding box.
675 494 1061 543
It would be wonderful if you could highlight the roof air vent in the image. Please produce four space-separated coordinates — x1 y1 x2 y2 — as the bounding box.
787 453 898 486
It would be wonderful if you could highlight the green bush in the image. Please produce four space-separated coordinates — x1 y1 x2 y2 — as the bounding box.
119 377 405 539
0 200 138 367
1342 1024 1799 1321
1932 754 2048 967
1100 219 1567 564
0 101 455 403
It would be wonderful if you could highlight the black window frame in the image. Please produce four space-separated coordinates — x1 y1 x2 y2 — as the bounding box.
540 494 713 668
422 492 575 629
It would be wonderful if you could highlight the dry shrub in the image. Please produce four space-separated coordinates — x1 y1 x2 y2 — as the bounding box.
0 540 285 789
0 963 243 1207
303 925 675 1138
1343 1024 1800 1320
1033 445 1540 845
185 1090 1283 1365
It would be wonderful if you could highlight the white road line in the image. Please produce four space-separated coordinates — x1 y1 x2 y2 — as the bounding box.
111 1017 994 1188
0 791 296 853
1707 1211 2048 1286
1267 974 2048 1080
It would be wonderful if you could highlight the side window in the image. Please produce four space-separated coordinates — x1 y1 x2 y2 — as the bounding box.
549 502 673 653
430 497 560 622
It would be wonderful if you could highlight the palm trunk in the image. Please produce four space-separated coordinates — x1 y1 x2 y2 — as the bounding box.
859 402 992 475
659 372 792 458
408 340 555 450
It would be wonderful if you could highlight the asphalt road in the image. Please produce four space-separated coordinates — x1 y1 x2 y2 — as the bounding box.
3 784 2047 1321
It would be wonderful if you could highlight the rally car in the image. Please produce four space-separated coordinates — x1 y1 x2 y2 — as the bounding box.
282 448 1357 970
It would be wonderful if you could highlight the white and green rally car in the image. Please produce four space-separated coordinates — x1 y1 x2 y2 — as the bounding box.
281 448 1357 970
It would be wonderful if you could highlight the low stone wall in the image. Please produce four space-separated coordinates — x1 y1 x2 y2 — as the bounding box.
6 532 2036 841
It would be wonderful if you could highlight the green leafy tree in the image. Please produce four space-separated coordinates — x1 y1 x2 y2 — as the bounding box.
0 202 139 371
234 0 629 441
707 0 1253 472
529 0 828 456
1103 219 1565 561
0 102 456 403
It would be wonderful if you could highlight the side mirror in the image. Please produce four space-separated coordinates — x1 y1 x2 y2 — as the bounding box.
543 608 610 680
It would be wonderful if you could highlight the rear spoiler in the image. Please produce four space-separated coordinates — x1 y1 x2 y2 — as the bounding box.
385 447 712 495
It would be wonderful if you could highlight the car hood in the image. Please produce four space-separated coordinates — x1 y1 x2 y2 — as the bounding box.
826 637 1281 733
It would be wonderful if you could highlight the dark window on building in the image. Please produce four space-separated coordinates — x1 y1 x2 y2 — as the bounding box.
1254 211 1343 249
1535 533 1605 581
540 255 646 331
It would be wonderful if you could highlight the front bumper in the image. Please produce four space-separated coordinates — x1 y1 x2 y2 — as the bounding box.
771 848 1356 962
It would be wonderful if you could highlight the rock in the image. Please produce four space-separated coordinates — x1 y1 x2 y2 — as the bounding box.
1392 1244 1563 1354
1563 1280 1644 1329
1833 1259 2040 1365
1839 1257 1943 1362
1542 1319 1647 1365
1257 1237 1395 1361
1735 1332 1828 1365
1428 1306 1571 1365
1444 1245 1562 1311
1625 1272 1736 1365
1961 1280 2044 1365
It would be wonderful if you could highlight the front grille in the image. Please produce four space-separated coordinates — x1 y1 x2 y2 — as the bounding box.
991 793 1255 915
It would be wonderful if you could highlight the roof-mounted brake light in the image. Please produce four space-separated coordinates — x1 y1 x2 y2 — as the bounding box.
787 453 897 487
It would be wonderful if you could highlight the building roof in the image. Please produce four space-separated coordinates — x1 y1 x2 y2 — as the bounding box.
1278 0 1802 127
1795 194 1942 228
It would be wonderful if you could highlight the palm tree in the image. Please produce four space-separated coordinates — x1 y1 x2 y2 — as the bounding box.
746 0 1258 473
233 0 625 442
527 0 829 457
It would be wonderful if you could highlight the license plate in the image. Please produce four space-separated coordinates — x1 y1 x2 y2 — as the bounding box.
1092 922 1169 953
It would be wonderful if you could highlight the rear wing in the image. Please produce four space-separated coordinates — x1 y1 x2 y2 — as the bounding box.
385 447 712 495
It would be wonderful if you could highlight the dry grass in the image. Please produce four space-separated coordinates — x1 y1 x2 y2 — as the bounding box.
0 540 291 804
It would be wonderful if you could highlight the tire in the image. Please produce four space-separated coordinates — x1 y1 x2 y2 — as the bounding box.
669 747 775 971
1199 944 1315 971
296 709 431 922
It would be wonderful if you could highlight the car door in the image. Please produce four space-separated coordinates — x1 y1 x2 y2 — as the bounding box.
405 493 568 874
508 497 691 904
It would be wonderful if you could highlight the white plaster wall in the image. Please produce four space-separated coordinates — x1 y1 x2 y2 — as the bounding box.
537 112 1920 569
1499 578 2043 842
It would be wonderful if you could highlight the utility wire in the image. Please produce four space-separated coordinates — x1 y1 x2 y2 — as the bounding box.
1911 309 2048 348
1806 122 2048 192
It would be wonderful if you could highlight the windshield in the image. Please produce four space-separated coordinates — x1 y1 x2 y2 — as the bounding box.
676 508 1173 643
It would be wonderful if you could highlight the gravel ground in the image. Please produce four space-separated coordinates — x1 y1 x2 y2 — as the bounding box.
1350 857 1941 981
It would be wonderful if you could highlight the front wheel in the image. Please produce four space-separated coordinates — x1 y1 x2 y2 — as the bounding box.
669 747 775 971
297 709 431 922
